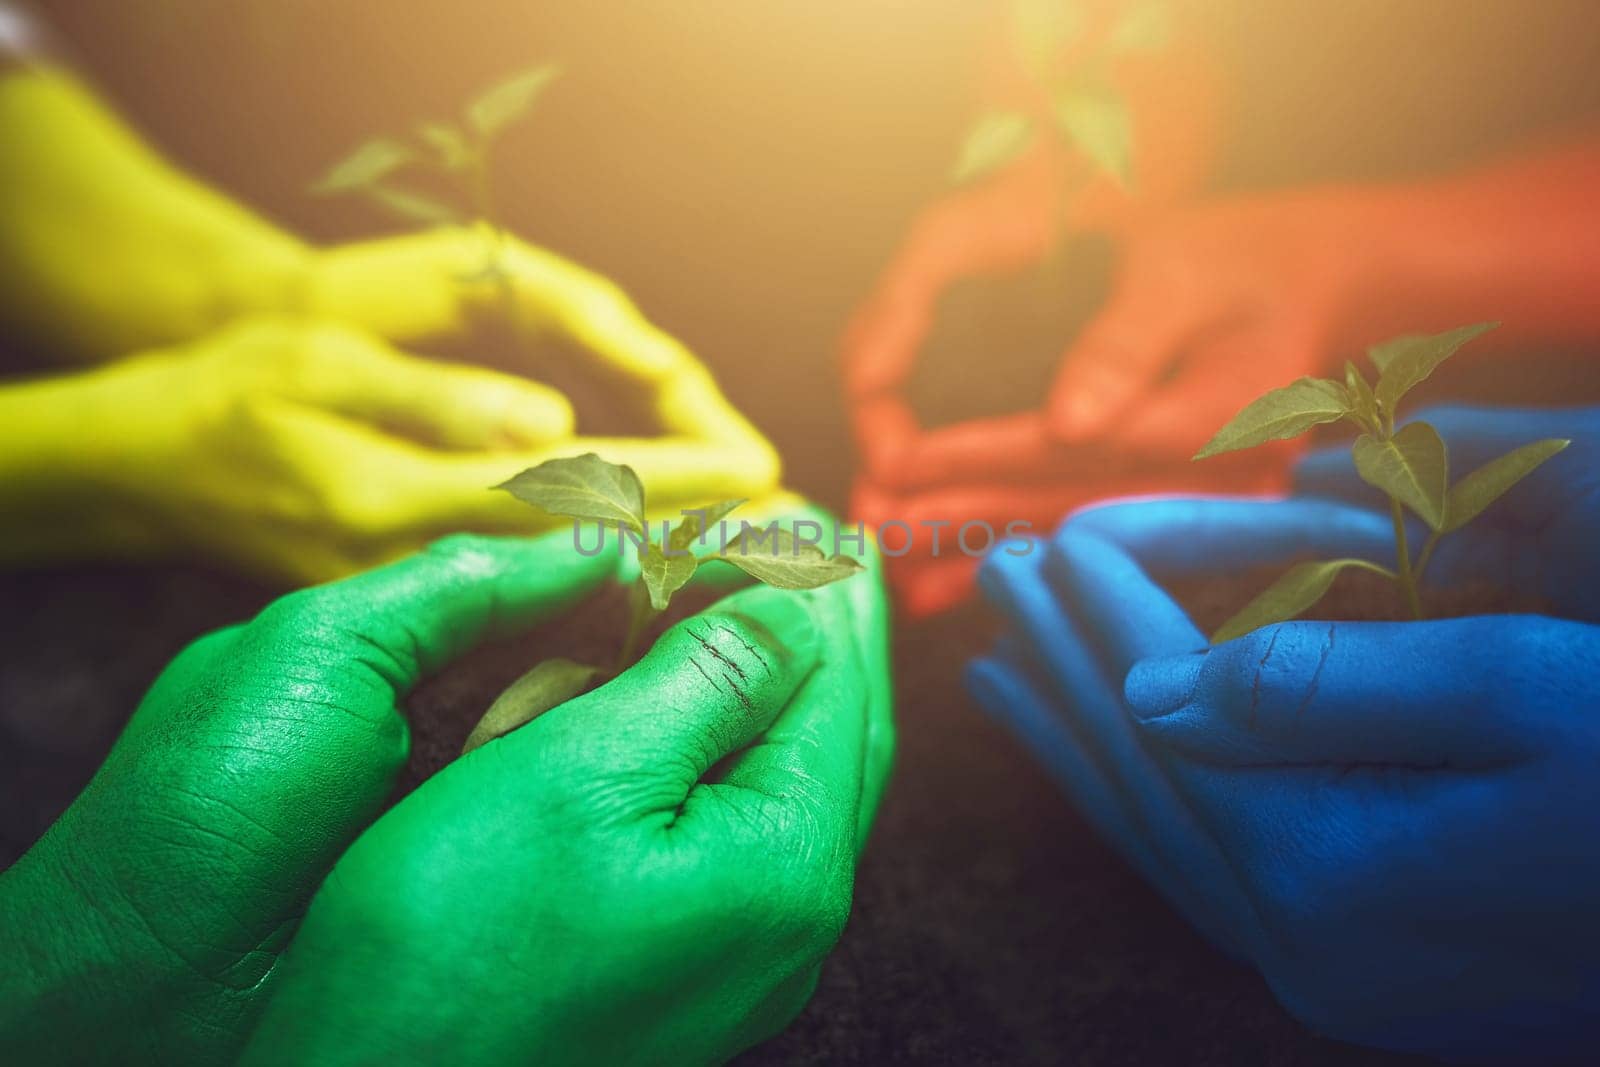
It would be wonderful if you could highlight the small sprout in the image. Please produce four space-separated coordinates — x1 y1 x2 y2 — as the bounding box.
313 63 563 370
416 121 474 171
496 451 646 532
1191 377 1348 459
313 137 412 194
1196 321 1571 641
461 658 598 755
312 61 561 266
1351 421 1448 532
951 112 1037 185
953 0 1167 188
1051 84 1132 187
461 454 863 752
364 186 460 226
1012 0 1084 78
1210 558 1395 646
468 64 562 139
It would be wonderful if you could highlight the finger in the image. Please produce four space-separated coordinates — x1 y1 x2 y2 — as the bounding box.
373 434 784 533
1127 617 1566 766
233 396 547 543
544 434 780 501
862 408 1151 492
1105 322 1324 459
978 549 1145 773
843 290 934 399
978 547 1259 952
527 585 822 802
272 529 614 685
838 538 895 849
1046 281 1203 441
697 508 892 850
1064 496 1396 577
693 610 868 847
496 241 773 448
282 323 575 449
1046 529 1207 672
966 651 1167 887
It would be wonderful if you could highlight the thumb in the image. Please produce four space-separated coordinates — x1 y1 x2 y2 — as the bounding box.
1046 282 1199 441
1126 617 1556 768
292 324 575 449
512 585 822 806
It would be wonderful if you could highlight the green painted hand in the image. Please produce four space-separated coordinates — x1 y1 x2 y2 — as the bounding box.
0 532 612 1065
240 526 893 1066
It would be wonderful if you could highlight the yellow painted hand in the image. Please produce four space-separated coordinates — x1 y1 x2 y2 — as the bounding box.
0 319 779 584
302 225 780 496
0 66 786 579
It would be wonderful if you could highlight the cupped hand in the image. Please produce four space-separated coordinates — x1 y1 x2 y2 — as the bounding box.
64 316 776 583
241 528 892 1066
969 484 1600 1062
1043 191 1394 455
837 43 1240 617
306 226 779 479
0 531 612 1065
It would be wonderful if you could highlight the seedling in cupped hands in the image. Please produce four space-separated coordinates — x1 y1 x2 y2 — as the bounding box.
312 63 560 302
460 453 863 754
1194 322 1570 644
951 0 1171 189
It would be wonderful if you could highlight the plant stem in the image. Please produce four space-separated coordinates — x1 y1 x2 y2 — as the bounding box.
616 582 657 673
1389 496 1424 620
1413 530 1442 586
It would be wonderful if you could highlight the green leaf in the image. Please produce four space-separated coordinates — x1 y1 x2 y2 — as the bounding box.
1012 0 1084 77
462 657 598 754
313 138 412 193
641 543 698 611
1369 322 1498 414
1193 377 1349 459
1109 2 1171 54
1211 558 1393 645
1053 84 1133 186
668 499 747 553
1442 437 1570 533
718 527 864 590
951 112 1037 184
468 63 562 138
1344 360 1377 428
418 120 473 170
495 452 646 532
365 185 460 226
1352 422 1449 530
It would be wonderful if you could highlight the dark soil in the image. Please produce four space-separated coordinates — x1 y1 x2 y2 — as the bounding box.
908 235 1115 429
1171 563 1558 639
397 580 723 797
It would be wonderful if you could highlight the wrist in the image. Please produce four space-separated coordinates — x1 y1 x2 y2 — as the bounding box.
0 830 169 1060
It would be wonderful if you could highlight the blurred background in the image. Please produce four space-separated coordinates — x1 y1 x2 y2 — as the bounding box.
31 0 1600 503
9 2 1600 1062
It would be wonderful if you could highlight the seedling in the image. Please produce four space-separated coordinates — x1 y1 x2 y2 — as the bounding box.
1194 322 1569 643
312 63 561 303
460 453 863 753
951 0 1170 188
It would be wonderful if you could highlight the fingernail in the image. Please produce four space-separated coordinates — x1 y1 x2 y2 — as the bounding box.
1125 653 1204 720
720 588 821 670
